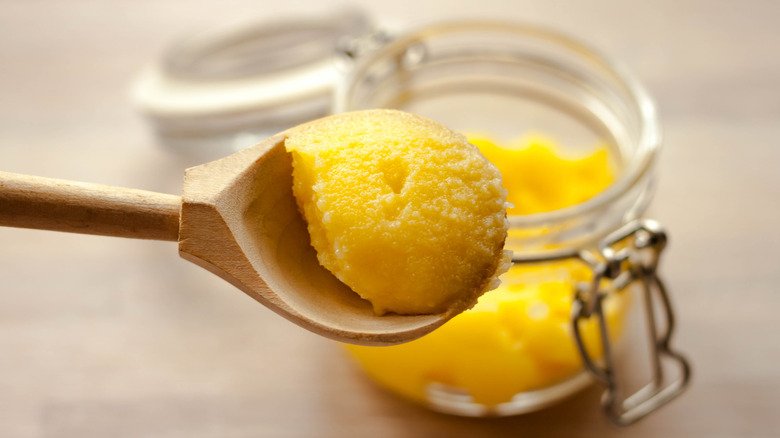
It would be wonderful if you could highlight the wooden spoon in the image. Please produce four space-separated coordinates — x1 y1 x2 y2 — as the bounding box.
0 125 453 346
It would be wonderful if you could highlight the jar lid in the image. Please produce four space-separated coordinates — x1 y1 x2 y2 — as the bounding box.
131 8 375 156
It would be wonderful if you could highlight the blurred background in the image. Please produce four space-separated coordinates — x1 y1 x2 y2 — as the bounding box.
1 0 779 437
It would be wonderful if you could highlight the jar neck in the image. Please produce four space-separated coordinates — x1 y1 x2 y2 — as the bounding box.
335 21 661 256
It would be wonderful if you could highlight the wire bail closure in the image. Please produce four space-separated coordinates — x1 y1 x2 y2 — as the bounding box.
570 219 691 426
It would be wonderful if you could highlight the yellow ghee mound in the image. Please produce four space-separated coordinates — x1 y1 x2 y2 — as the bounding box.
285 110 510 315
346 135 622 406
471 135 613 215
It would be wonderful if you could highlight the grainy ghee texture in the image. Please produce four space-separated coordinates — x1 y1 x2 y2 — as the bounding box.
285 110 510 315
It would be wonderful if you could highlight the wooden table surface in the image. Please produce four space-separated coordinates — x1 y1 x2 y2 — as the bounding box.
1 1 778 437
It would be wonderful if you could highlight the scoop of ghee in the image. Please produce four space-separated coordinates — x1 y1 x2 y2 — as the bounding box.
346 134 626 407
285 110 511 315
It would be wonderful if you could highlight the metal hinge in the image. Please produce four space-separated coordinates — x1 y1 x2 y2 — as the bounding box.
571 219 691 426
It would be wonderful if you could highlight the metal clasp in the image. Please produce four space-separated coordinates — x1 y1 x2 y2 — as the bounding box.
571 219 691 426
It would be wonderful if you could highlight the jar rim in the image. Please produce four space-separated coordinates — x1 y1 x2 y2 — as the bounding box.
335 20 662 234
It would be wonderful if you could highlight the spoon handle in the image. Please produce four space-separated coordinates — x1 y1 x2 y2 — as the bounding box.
0 171 181 241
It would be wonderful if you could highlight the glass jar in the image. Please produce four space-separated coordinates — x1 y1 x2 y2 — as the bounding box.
335 21 690 424
133 16 690 425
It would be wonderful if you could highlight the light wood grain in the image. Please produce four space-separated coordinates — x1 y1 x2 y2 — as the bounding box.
0 171 181 240
0 130 453 345
0 1 778 437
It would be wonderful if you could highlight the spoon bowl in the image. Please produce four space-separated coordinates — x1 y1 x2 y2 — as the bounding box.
179 131 449 345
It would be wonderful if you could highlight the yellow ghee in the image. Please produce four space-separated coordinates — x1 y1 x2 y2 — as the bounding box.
471 134 613 215
346 134 627 406
285 110 511 315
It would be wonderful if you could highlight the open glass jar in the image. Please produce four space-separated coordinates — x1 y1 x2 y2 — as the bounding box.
133 16 690 425
335 21 690 424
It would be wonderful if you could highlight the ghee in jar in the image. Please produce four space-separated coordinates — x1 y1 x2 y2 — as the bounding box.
346 134 628 406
